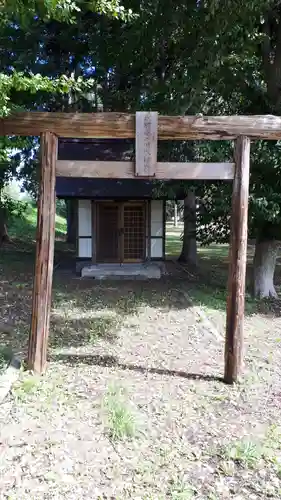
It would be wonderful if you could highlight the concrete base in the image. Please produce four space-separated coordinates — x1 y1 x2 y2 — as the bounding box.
81 262 162 280
76 259 92 274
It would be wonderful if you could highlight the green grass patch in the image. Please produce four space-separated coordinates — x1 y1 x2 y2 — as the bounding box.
198 244 229 260
0 203 69 273
12 375 40 401
220 439 262 468
165 234 182 257
103 385 136 441
165 224 229 259
8 203 66 242
50 314 120 348
219 428 281 472
263 424 281 469
167 477 196 499
188 285 258 315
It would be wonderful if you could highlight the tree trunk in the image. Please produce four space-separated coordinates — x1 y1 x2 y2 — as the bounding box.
253 239 279 298
174 202 178 227
178 191 197 266
0 206 10 244
66 199 77 244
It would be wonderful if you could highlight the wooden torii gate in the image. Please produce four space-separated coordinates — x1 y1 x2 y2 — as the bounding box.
2 111 280 384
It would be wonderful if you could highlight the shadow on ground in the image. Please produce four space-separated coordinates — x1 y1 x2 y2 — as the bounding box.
1 242 281 357
51 352 223 382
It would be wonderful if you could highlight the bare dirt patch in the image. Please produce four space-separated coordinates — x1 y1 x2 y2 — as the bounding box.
0 249 281 498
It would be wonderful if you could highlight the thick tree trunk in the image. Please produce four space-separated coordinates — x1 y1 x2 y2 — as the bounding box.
178 191 197 266
253 239 279 298
66 199 77 244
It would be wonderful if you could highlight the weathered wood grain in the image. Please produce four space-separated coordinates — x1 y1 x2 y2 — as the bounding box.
27 131 57 374
2 112 281 139
135 112 158 176
155 162 235 180
56 160 235 180
56 160 134 178
224 136 250 384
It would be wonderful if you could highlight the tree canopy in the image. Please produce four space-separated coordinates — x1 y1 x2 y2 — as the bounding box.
1 0 281 295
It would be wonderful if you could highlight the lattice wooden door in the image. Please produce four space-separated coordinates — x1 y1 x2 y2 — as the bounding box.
123 203 146 262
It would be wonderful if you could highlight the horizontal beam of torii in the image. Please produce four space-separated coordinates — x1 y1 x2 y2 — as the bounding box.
1 112 281 139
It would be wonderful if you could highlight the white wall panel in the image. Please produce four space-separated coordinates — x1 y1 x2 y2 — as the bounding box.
149 200 164 259
78 238 92 258
151 238 163 259
151 221 163 237
150 200 163 226
78 199 92 237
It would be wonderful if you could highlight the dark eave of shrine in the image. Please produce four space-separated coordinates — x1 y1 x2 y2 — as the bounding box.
58 138 135 161
56 177 187 200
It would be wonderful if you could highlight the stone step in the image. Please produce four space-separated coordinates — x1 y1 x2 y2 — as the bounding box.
81 263 162 280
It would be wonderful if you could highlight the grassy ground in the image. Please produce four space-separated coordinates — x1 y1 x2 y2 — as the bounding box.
8 203 67 242
0 214 281 498
165 221 281 316
165 222 229 262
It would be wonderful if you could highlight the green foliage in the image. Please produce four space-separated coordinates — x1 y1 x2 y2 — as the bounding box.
0 0 80 24
0 0 135 211
0 0 281 245
196 139 281 244
0 73 96 116
0 0 133 25
6 201 66 241
0 193 28 224
56 199 66 218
